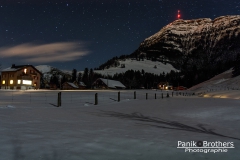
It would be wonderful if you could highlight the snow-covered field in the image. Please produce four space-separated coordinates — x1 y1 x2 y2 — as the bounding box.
0 89 240 160
94 59 177 76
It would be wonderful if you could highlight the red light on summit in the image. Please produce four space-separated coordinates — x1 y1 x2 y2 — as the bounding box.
177 10 181 19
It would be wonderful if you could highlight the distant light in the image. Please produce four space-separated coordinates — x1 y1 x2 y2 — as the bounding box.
177 10 181 19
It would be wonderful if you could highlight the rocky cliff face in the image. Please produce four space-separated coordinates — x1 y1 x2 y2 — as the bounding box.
138 15 240 68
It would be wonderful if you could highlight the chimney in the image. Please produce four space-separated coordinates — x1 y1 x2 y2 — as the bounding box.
12 64 15 68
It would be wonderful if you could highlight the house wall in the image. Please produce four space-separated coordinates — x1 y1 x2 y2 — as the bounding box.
93 79 108 89
62 83 77 90
1 66 41 89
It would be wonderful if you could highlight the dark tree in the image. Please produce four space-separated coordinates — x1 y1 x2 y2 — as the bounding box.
40 76 45 88
61 75 67 84
89 68 94 88
50 75 59 88
82 68 89 87
71 69 77 82
77 72 82 83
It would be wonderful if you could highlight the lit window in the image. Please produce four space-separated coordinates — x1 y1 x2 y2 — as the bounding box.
10 80 13 84
24 68 27 74
18 80 21 84
2 80 5 84
22 80 32 85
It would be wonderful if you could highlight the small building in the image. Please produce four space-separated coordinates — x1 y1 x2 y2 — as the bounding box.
1 64 42 90
78 81 86 89
175 86 187 90
62 81 86 90
92 78 126 89
62 82 79 90
158 82 172 90
49 83 58 90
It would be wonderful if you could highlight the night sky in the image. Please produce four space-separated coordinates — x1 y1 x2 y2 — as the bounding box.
0 0 239 71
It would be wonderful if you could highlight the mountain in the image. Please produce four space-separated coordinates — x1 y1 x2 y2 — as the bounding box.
35 65 71 83
35 65 52 73
128 15 240 87
137 15 240 63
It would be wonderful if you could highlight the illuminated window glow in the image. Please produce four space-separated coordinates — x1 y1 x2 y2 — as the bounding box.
18 80 21 84
24 68 27 74
10 80 13 84
22 80 32 85
2 80 5 84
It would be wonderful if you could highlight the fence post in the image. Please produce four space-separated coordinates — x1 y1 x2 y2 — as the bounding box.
155 93 156 99
166 93 169 98
146 93 148 100
118 91 120 102
134 91 136 99
57 92 61 107
95 93 98 105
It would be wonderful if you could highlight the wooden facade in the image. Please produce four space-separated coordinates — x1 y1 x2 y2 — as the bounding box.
1 64 42 90
62 81 86 90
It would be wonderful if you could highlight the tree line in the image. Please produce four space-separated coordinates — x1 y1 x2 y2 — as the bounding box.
46 68 184 89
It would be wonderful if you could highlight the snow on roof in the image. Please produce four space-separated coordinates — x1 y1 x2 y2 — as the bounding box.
1 67 19 72
79 82 86 86
66 82 79 88
99 78 126 89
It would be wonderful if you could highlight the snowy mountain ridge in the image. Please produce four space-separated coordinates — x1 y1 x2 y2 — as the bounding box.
140 15 240 56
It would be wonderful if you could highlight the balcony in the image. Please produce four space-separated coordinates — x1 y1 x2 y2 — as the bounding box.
17 75 32 80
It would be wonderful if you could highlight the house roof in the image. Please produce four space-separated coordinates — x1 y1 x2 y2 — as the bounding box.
1 67 19 72
66 82 79 88
1 64 42 75
97 78 126 89
79 82 86 86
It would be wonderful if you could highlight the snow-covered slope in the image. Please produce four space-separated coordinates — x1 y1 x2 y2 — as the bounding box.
188 68 240 93
35 65 72 83
94 59 177 76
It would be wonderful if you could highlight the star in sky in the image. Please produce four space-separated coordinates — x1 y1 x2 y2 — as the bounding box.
0 0 239 71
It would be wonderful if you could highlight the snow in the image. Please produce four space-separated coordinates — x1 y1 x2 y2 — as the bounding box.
98 78 126 89
1 67 19 72
0 89 239 159
94 59 177 76
35 65 53 73
188 68 240 93
35 59 176 77
66 82 79 88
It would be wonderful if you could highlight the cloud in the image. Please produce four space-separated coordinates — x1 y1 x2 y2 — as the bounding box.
0 42 90 63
